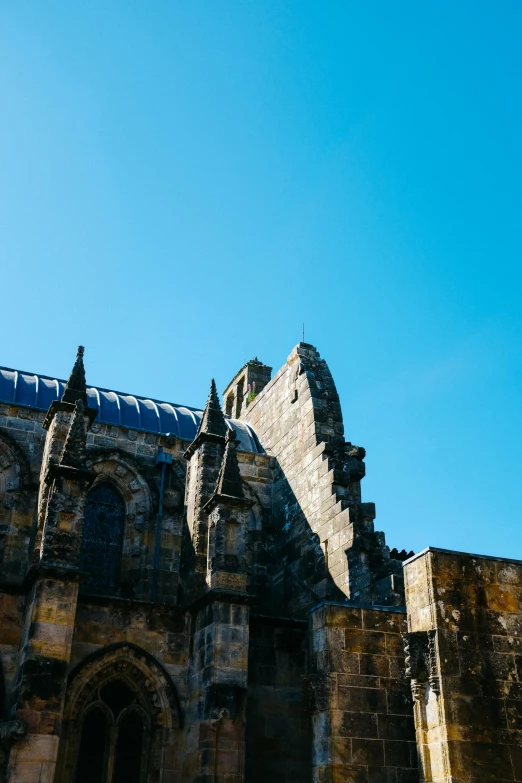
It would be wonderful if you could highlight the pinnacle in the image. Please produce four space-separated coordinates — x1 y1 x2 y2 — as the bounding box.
62 345 88 406
61 399 88 468
197 378 227 439
215 427 244 500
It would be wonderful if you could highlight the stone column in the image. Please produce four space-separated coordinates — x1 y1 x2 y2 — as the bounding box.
182 427 251 782
183 599 250 783
8 572 81 783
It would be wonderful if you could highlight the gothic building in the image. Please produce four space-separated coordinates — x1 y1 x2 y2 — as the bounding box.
0 343 520 783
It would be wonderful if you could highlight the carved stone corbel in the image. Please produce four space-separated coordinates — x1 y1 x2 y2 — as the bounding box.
402 630 440 701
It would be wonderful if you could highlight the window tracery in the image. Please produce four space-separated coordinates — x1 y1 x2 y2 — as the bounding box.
58 643 182 783
80 482 125 595
74 679 147 783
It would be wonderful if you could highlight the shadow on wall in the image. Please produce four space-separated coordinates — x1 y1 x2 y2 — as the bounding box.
178 457 346 617
240 343 410 614
264 471 343 615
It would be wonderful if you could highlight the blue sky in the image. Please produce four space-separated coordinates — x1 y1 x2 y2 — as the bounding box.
1 2 521 559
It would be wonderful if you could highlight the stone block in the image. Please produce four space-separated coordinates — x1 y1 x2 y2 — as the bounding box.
345 630 386 655
337 686 387 714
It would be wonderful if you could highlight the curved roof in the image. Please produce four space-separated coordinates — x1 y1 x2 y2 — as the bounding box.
0 367 263 454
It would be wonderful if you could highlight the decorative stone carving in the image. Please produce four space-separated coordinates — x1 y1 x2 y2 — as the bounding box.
402 630 440 700
427 630 440 695
57 643 182 782
42 528 76 562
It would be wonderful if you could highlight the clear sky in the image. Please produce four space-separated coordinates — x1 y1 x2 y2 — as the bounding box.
1 2 521 560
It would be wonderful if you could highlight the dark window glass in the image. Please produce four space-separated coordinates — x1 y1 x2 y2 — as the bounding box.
235 378 244 417
80 482 125 595
75 708 108 783
225 393 234 417
100 680 134 719
113 711 143 783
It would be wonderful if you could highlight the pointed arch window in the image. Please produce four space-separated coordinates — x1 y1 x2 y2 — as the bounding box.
74 679 147 783
75 708 108 783
80 482 125 596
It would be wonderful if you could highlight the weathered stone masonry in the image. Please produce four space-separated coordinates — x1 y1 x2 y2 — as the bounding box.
0 343 521 782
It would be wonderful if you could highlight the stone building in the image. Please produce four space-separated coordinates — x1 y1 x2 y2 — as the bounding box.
0 342 520 783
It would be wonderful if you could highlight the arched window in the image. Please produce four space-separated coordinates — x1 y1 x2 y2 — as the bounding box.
75 708 108 783
74 680 146 783
225 392 234 417
59 644 182 783
235 378 244 417
80 482 125 596
113 711 144 783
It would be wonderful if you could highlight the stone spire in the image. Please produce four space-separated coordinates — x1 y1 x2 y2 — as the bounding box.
197 379 227 439
184 378 228 460
215 428 244 500
60 399 88 469
62 346 88 406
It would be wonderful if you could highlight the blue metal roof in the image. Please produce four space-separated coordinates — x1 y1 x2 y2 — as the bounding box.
0 367 263 454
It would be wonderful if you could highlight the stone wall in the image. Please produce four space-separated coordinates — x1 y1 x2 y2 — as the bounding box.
245 617 311 782
0 403 45 584
234 450 275 610
242 343 403 613
71 598 187 694
309 602 418 782
404 547 522 782
242 344 358 612
0 593 24 714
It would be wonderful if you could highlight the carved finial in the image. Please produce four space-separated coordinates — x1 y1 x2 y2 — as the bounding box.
197 379 227 439
62 345 87 405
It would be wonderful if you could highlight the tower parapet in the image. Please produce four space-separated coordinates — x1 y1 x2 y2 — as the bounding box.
222 357 272 420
